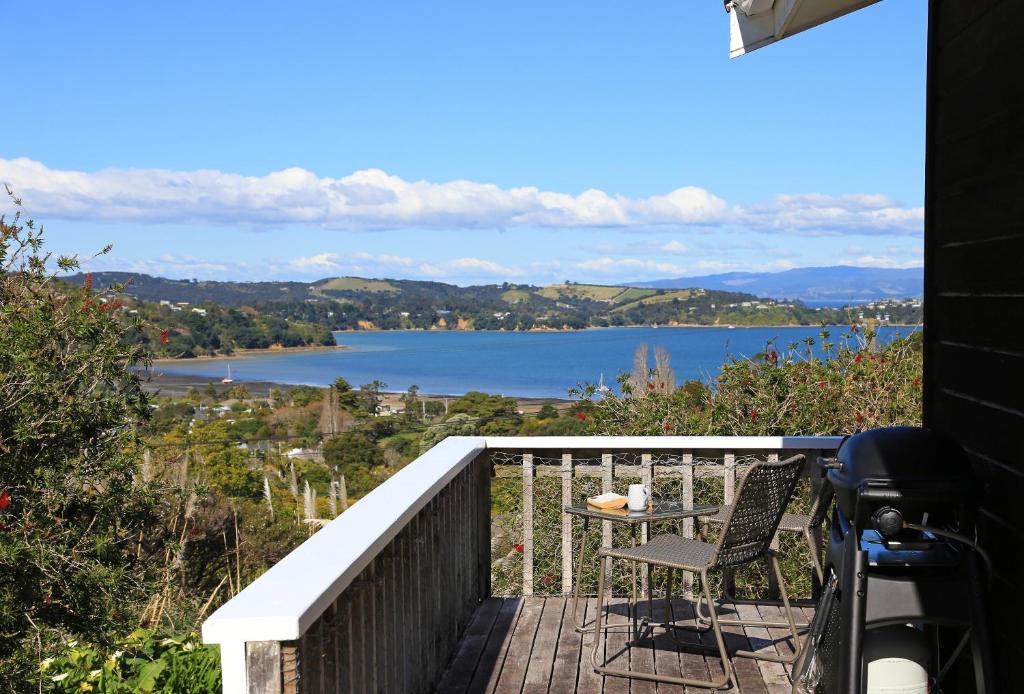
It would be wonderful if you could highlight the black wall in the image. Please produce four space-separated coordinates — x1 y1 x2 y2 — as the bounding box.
924 0 1024 688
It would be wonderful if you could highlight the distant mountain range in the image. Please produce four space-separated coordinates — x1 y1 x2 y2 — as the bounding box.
626 266 923 305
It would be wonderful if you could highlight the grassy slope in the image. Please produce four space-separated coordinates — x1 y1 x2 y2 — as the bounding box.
316 277 400 293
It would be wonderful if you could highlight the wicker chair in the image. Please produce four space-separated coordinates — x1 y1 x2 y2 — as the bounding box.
691 460 833 630
590 454 806 690
699 460 834 583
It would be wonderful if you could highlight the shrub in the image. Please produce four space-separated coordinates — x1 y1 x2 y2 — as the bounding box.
0 193 166 685
40 631 220 693
574 329 922 436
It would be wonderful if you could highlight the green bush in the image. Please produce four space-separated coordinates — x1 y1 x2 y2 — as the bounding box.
1 194 166 685
575 329 922 437
40 631 220 693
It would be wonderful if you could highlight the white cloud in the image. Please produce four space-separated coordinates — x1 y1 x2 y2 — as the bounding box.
734 194 923 236
288 252 417 272
661 240 690 254
285 252 523 280
574 257 687 275
446 257 524 276
836 254 924 269
81 253 234 276
1 157 922 235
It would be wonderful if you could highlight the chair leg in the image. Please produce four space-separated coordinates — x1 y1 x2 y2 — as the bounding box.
592 558 732 689
734 551 802 664
804 527 824 585
693 553 810 630
590 554 608 669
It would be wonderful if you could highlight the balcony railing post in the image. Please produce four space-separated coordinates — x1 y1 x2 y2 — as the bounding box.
767 452 781 600
723 450 737 596
682 450 695 598
641 452 653 598
561 451 573 596
522 452 535 596
723 450 736 506
601 452 613 596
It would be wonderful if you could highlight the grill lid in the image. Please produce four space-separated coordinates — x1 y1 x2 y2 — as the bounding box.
829 427 974 531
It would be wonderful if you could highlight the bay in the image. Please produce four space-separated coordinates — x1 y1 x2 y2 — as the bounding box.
151 325 916 399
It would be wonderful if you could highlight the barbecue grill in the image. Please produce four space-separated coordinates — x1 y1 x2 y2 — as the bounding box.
792 427 993 693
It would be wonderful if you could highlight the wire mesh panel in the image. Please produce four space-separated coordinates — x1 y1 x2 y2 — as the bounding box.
490 449 822 600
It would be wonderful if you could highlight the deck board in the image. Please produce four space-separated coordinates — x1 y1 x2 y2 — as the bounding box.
440 597 811 693
493 597 545 694
522 598 565 693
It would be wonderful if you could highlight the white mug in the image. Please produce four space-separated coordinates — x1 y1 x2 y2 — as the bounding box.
627 484 650 511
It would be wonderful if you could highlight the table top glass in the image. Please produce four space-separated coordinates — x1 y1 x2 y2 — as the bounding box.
563 500 719 524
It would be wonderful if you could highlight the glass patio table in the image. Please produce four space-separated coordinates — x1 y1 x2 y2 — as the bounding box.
564 500 719 633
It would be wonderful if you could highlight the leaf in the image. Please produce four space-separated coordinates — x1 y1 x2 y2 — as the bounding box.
135 660 166 692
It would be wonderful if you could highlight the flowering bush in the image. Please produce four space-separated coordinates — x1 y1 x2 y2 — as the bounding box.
0 193 165 686
574 329 922 437
40 631 220 694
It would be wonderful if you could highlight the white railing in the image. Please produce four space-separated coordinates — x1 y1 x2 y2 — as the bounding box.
487 435 842 599
202 435 841 693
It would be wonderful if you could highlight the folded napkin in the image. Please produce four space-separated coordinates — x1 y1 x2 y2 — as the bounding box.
586 492 628 510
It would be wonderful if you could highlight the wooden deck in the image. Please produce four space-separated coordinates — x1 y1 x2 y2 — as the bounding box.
436 597 812 694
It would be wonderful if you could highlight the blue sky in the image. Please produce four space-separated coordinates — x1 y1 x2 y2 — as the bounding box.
1 0 927 285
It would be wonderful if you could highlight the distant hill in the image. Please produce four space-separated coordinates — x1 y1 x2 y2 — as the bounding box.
63 272 318 305
628 266 923 305
62 270 923 334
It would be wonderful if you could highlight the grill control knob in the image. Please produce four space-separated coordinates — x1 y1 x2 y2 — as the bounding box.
872 507 904 538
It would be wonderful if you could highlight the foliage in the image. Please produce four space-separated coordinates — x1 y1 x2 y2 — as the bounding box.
40 630 219 694
0 193 166 685
574 330 923 437
322 432 387 496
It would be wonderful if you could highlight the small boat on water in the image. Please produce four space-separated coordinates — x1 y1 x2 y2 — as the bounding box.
221 364 234 384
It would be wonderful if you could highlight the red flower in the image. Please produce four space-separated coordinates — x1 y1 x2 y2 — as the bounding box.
0 490 10 510
767 350 778 365
913 377 921 387
750 409 759 420
514 543 524 553
83 273 93 291
662 422 672 432
855 413 864 424
82 298 92 312
854 354 863 364
575 412 587 421
160 329 170 344
815 381 826 389
647 382 655 391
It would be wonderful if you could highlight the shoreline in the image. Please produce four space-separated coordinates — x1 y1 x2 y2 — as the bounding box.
152 343 349 364
330 322 923 333
140 371 570 404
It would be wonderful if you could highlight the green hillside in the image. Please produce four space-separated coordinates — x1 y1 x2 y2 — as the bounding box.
64 272 923 339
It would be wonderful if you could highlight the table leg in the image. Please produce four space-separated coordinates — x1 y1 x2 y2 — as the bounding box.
645 521 653 623
631 524 639 637
572 516 590 633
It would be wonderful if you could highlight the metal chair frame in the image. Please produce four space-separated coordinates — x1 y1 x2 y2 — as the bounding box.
694 461 834 629
590 454 806 690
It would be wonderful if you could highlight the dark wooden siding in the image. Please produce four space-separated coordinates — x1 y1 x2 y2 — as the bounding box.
924 0 1024 689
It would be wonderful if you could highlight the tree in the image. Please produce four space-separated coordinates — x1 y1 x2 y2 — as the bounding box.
401 384 421 421
322 432 386 496
536 404 559 420
358 379 387 416
0 193 164 683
